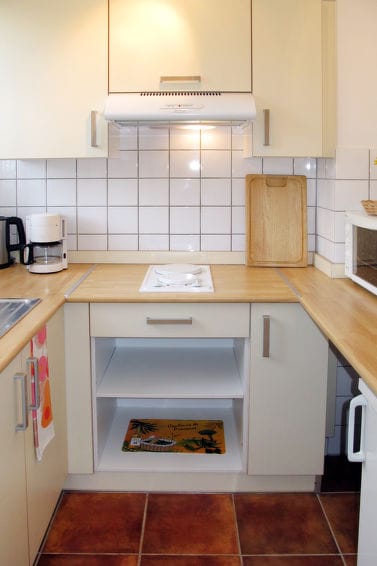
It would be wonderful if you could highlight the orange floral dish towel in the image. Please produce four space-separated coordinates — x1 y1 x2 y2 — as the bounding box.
30 325 54 461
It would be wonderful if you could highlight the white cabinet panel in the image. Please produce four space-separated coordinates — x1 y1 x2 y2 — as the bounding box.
24 307 68 561
0 308 67 565
248 303 328 475
251 0 335 157
0 0 108 159
109 0 251 92
0 351 29 566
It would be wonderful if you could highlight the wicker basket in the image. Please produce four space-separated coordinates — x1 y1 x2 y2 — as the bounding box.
140 438 176 452
362 200 377 215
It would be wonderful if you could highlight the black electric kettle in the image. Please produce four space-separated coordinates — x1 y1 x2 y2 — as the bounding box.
0 216 26 269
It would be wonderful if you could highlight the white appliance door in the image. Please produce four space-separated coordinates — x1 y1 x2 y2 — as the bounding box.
348 381 377 565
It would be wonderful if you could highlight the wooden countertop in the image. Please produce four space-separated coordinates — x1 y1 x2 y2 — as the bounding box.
0 263 90 371
65 264 298 303
1 262 377 397
280 267 377 395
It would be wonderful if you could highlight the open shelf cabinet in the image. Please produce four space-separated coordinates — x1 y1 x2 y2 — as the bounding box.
92 337 249 473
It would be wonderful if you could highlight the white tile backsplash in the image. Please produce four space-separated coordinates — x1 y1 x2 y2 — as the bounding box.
201 178 231 206
17 159 46 179
108 207 138 234
0 160 17 179
108 179 138 206
139 179 169 206
170 206 200 234
2 128 373 259
170 234 200 251
17 179 46 206
47 179 76 207
46 158 76 179
170 178 200 206
170 150 200 178
139 206 169 234
0 180 16 206
201 206 231 234
77 179 107 207
77 206 107 234
335 147 370 179
139 150 169 178
77 157 107 178
108 153 138 178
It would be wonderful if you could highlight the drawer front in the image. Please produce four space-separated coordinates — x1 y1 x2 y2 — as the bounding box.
90 303 250 337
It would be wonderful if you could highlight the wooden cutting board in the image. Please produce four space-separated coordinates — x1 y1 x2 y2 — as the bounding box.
246 174 307 267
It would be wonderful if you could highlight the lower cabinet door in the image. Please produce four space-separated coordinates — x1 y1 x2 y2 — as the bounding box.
0 353 29 566
248 303 328 475
24 307 68 561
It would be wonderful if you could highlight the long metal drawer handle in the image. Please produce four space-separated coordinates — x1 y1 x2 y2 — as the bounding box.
262 315 270 358
146 317 193 325
27 357 40 411
263 109 270 146
14 372 28 431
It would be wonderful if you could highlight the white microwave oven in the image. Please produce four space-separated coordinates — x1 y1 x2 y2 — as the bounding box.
345 211 377 296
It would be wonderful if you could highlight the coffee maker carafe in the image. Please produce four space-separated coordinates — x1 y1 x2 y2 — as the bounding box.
22 213 67 273
0 216 26 269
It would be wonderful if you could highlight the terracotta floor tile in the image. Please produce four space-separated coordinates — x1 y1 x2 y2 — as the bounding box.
37 556 138 565
142 494 239 554
234 493 338 555
141 557 241 565
242 556 344 565
42 492 146 554
319 493 360 554
343 555 358 566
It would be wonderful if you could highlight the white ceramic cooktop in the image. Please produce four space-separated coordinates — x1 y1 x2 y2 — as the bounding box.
139 264 214 293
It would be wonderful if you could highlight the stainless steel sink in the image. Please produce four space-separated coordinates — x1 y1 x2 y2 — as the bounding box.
0 298 41 338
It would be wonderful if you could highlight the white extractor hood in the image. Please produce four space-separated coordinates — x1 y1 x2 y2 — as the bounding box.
104 92 256 125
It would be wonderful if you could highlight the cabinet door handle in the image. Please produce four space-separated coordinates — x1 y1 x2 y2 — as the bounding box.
262 315 270 358
27 357 40 411
347 394 367 462
146 317 193 325
263 109 270 146
90 110 98 147
160 75 201 84
14 372 28 431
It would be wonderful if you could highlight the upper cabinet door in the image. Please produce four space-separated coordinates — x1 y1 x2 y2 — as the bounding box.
251 0 335 157
0 0 108 159
109 0 251 92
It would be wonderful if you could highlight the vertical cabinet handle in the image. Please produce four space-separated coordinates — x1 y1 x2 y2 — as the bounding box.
90 110 98 147
263 109 270 146
347 394 367 462
27 357 40 411
262 315 270 358
14 372 28 431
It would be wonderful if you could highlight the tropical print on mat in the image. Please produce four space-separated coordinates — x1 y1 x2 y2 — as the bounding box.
123 419 225 454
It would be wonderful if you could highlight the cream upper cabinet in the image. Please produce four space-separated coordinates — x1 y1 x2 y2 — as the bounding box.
0 0 108 159
251 0 335 157
109 0 251 92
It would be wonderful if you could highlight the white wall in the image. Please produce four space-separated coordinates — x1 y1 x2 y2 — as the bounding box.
337 0 377 148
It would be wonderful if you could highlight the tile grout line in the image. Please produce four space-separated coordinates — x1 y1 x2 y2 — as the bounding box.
137 492 149 565
316 493 347 565
231 493 243 564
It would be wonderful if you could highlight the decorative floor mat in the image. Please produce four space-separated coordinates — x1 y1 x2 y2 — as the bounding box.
122 418 225 454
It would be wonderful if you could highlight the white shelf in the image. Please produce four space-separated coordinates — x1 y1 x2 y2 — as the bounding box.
96 344 243 399
96 403 243 473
